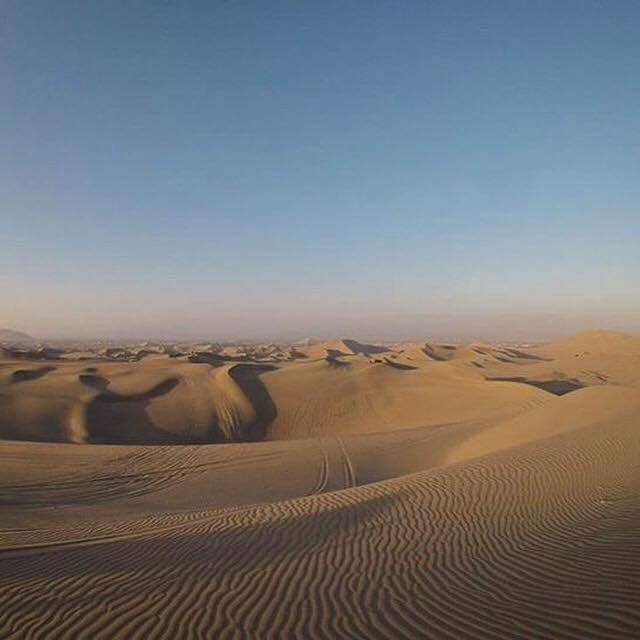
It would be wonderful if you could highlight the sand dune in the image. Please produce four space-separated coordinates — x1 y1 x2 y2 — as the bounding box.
1 330 639 638
2 329 638 448
1 337 560 444
0 358 273 444
262 356 550 440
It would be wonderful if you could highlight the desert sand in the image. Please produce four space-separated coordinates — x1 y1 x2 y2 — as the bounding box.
1 329 639 638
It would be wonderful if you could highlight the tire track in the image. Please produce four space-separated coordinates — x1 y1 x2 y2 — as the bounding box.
2 409 640 638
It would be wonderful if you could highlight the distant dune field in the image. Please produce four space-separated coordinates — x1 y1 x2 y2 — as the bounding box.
1 329 640 638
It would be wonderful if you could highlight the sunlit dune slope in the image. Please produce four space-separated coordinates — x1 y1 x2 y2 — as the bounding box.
1 369 639 637
2 330 638 445
262 355 549 439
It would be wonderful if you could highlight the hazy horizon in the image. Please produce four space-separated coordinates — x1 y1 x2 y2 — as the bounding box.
3 310 640 345
2 1 639 339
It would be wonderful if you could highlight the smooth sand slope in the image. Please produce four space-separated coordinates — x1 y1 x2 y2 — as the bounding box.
1 330 639 638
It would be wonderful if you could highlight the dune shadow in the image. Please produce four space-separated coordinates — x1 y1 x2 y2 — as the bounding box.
85 398 204 445
487 376 585 396
84 377 211 444
79 374 110 391
422 347 448 361
326 348 351 358
341 339 387 355
326 355 350 367
11 366 56 383
228 364 278 441
94 378 180 403
384 359 417 371
501 348 551 361
0 491 396 582
188 352 226 366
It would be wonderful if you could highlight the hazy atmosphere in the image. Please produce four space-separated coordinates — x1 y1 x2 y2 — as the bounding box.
3 0 639 341
3 4 640 639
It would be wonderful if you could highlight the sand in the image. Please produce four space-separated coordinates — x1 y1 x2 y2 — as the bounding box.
1 329 639 638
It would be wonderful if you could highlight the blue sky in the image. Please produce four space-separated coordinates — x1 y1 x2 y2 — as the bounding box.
2 1 639 340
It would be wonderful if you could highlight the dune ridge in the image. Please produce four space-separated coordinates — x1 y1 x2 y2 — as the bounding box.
0 333 593 445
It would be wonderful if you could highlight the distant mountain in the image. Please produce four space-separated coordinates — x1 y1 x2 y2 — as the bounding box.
0 328 37 344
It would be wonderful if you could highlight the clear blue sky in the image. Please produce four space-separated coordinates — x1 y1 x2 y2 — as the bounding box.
2 1 639 340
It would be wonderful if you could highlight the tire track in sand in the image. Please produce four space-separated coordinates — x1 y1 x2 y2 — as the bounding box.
1 414 640 638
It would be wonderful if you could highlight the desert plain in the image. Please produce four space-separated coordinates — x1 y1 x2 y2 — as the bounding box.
1 328 639 638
